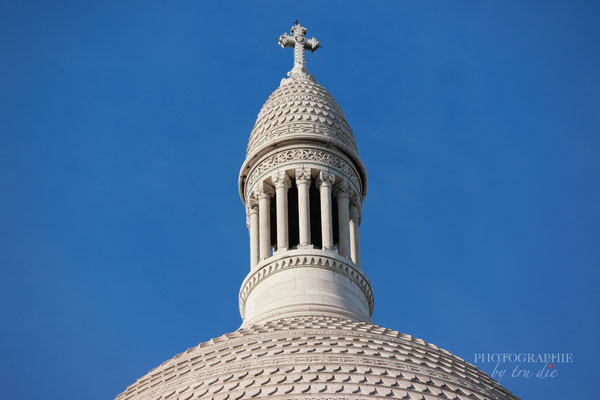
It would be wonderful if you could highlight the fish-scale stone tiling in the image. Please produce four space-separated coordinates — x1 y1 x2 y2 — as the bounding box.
246 78 358 160
116 316 518 400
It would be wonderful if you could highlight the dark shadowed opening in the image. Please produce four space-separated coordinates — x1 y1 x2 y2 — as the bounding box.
310 182 322 249
288 182 299 249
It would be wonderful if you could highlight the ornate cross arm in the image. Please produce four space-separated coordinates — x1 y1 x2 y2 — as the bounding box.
304 37 320 53
278 32 296 49
278 21 320 80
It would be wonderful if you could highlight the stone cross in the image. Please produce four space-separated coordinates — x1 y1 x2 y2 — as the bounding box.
278 21 320 78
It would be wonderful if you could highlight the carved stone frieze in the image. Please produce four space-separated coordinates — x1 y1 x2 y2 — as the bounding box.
245 148 361 199
248 122 357 157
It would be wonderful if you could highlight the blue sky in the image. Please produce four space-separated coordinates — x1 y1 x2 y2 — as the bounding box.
1 1 598 399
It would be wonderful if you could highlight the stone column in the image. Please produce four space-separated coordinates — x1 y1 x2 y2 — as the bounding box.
316 171 336 250
349 192 361 267
334 180 351 258
295 168 312 247
256 182 275 261
246 197 260 270
271 171 291 252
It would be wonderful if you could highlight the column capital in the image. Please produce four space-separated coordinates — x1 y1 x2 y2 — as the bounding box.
333 179 350 199
295 168 312 185
350 191 361 211
350 192 362 225
255 182 275 200
271 171 292 190
246 197 259 214
316 170 336 189
245 197 259 228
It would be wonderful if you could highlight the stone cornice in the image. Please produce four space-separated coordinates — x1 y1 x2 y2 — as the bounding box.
239 251 374 320
244 147 362 201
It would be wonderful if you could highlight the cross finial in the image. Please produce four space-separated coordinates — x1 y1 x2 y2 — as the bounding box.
278 21 320 80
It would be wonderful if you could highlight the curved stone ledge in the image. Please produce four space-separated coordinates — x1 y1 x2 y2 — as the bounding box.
239 249 374 321
243 146 362 201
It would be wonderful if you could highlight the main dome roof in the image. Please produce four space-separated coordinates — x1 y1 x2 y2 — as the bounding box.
116 316 518 400
246 78 359 162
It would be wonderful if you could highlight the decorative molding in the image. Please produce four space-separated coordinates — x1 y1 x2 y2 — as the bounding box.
248 122 357 157
239 254 374 317
245 149 361 198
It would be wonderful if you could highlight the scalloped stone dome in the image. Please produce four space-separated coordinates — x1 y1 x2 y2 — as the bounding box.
116 316 518 400
246 78 359 161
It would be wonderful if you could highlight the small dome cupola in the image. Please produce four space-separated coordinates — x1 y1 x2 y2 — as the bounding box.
238 23 372 326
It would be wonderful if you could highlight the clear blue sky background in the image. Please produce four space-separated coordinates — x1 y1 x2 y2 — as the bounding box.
1 1 598 399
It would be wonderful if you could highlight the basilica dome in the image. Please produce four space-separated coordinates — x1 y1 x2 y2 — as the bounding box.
116 23 519 400
116 316 518 400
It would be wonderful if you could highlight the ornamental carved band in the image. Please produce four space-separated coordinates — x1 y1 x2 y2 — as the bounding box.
245 148 361 199
248 122 357 158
